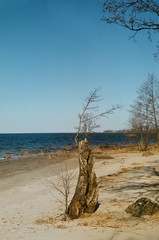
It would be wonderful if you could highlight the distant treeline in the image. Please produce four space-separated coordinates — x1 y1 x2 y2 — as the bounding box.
103 129 133 133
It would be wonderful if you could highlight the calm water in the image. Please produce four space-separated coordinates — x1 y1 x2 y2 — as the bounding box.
0 133 129 159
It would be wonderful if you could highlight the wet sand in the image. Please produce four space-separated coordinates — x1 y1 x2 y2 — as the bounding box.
0 152 78 191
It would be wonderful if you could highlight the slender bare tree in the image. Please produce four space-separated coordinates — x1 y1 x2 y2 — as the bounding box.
138 74 159 144
129 73 159 150
129 99 152 151
46 166 77 214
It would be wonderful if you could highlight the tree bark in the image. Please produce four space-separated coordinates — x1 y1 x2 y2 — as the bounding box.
68 138 99 219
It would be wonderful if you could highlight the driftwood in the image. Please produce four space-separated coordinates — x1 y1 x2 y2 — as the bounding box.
68 139 99 219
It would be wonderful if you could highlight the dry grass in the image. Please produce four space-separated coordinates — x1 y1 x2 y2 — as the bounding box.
143 211 159 224
77 211 136 228
142 152 153 157
35 214 71 227
77 209 159 229
35 209 159 230
95 154 114 160
96 143 159 154
35 217 56 225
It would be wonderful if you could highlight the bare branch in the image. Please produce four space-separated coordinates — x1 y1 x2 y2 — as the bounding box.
100 0 159 56
75 88 121 146
101 0 159 32
82 105 121 122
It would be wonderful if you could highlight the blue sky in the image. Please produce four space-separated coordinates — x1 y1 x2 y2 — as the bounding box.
0 0 159 133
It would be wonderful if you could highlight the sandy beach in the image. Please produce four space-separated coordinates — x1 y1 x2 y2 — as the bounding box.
0 148 159 240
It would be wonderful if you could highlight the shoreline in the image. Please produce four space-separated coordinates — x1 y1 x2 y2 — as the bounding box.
1 143 159 179
1 140 159 159
2 131 157 160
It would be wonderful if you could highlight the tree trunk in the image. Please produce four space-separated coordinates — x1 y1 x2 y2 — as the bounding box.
68 138 99 219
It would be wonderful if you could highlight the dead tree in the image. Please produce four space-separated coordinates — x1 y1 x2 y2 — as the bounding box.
138 74 159 145
129 99 151 151
129 74 159 150
68 138 99 218
68 88 121 219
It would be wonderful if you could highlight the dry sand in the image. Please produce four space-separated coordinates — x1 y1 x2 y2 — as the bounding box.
0 149 159 240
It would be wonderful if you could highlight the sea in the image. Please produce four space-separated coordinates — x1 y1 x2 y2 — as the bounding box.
0 133 131 159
